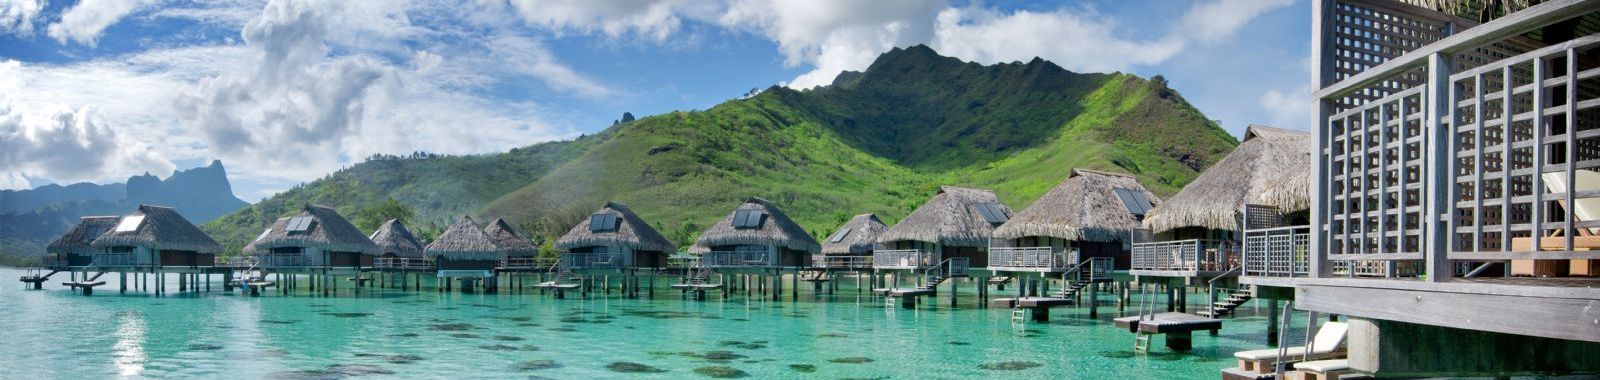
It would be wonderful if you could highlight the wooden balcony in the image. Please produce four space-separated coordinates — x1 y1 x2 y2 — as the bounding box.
871 249 938 270
987 247 1076 272
1130 239 1239 278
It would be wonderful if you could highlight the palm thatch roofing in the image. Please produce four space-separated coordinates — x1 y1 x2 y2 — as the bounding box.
1143 125 1312 234
555 201 676 253
369 219 424 258
244 204 378 255
425 216 500 261
484 218 538 257
691 197 820 254
47 216 119 255
820 214 888 255
994 169 1162 242
90 204 223 253
877 186 1013 248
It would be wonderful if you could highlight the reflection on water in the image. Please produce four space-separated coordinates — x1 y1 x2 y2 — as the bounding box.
0 268 1304 379
112 311 146 377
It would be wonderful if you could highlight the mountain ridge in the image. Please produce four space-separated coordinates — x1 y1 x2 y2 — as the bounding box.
199 45 1239 256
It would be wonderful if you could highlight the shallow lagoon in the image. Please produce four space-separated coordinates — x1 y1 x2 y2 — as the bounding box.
0 268 1305 379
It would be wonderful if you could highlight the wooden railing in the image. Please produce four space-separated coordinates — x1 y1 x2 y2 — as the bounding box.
374 257 435 270
1243 225 1312 277
872 249 938 269
1130 239 1239 273
700 251 773 267
255 253 309 268
560 253 625 269
811 255 872 269
501 257 555 270
89 253 138 267
988 246 1076 271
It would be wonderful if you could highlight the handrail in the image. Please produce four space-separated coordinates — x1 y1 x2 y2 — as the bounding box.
1207 266 1244 318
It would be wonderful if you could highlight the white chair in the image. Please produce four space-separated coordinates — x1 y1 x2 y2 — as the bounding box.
1234 321 1348 374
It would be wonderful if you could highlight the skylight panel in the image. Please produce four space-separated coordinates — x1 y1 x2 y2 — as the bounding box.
114 215 145 232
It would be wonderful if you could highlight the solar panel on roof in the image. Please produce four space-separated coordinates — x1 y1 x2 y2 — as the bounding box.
114 215 144 232
256 228 273 242
733 209 765 229
1114 188 1152 216
975 203 1009 224
287 216 314 232
1128 190 1153 213
827 227 852 243
590 213 619 232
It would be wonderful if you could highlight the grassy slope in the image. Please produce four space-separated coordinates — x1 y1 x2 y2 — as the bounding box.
201 137 600 254
203 47 1240 254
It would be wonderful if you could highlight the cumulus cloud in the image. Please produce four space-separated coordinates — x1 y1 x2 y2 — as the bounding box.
931 6 1183 74
48 0 159 46
717 0 944 88
506 0 691 41
1178 0 1296 43
1259 84 1313 130
0 96 174 189
0 0 44 36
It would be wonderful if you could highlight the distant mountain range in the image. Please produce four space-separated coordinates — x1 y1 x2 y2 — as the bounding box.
0 160 249 262
201 45 1240 255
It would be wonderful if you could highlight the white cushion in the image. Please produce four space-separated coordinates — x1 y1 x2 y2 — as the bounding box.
1295 359 1350 372
1234 346 1307 360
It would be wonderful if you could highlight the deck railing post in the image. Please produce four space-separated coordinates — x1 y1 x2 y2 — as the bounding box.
1423 52 1455 283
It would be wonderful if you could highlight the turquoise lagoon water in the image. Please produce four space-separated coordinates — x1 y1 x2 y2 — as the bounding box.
0 268 1306 379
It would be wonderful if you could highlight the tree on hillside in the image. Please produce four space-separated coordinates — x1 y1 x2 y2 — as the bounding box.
353 198 416 232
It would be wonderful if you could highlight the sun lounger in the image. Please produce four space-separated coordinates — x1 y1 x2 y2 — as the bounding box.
1508 171 1600 276
1234 321 1348 373
1289 359 1352 380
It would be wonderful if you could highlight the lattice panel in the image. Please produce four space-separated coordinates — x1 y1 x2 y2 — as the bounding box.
1450 37 1600 258
1327 0 1536 112
1326 85 1428 258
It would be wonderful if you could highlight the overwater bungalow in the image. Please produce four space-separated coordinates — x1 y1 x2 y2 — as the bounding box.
991 169 1159 280
43 216 119 269
243 205 378 273
555 201 676 272
1219 0 1600 378
1132 125 1311 282
815 213 886 270
484 218 538 268
425 216 500 292
369 219 427 266
692 197 819 269
874 186 1011 275
67 204 225 295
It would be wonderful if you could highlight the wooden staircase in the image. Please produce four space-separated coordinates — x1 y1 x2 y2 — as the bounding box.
916 275 947 291
1194 289 1254 318
1050 279 1093 300
683 267 713 286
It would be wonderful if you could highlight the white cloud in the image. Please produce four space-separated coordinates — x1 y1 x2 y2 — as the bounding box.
931 6 1183 74
1178 0 1296 43
506 0 690 41
0 91 174 188
48 0 159 46
1258 84 1313 130
718 0 944 88
0 0 44 36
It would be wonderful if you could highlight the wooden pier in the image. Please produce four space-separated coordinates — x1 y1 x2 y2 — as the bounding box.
1114 312 1222 351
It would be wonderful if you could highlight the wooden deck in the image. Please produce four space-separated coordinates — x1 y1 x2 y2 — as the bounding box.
1294 277 1600 343
1114 312 1223 333
668 283 723 290
989 296 1074 308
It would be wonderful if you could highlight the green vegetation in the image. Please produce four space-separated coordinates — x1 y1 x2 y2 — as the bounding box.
202 45 1239 255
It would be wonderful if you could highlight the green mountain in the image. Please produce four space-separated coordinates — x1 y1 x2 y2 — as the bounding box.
202 45 1238 254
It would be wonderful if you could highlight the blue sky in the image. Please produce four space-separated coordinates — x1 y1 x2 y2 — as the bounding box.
0 0 1311 201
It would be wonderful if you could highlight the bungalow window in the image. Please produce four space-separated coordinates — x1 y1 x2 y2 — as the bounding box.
1113 188 1153 217
827 227 852 243
286 216 315 234
110 246 134 253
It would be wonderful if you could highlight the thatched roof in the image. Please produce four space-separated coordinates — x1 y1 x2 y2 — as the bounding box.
90 204 223 253
994 169 1162 242
691 197 819 254
555 201 676 253
369 219 424 258
1143 125 1312 234
425 216 499 261
483 218 538 258
820 214 887 255
47 216 119 255
244 204 377 255
878 186 1013 248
